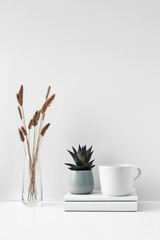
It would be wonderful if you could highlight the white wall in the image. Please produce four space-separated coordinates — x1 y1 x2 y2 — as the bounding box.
0 0 160 200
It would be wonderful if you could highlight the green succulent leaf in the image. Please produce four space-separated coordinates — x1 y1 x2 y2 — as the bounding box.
76 157 84 166
69 166 79 170
78 145 82 152
65 145 95 171
87 146 93 154
72 146 77 155
87 160 95 166
64 163 77 168
86 151 93 163
67 150 77 164
86 146 93 157
82 145 86 155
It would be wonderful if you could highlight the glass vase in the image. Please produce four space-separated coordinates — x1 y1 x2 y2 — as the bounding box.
22 154 43 206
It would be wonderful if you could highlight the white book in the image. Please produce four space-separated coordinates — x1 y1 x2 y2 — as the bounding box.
64 189 138 202
64 201 138 212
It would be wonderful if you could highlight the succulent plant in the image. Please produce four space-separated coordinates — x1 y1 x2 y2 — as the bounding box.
65 145 95 171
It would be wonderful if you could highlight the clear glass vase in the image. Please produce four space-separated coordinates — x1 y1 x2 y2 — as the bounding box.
22 154 43 206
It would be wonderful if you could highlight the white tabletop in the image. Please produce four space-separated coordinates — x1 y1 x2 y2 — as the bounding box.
0 201 159 240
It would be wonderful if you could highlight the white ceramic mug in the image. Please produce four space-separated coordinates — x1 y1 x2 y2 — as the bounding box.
99 164 142 196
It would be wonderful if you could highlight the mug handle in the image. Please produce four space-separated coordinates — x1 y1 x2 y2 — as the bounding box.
134 167 142 181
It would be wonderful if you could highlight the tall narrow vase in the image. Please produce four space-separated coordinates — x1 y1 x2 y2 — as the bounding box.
22 154 43 206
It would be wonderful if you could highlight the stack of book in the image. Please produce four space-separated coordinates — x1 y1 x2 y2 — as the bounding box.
64 189 138 212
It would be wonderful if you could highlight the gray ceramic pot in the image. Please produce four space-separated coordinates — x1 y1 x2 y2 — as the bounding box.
69 170 94 194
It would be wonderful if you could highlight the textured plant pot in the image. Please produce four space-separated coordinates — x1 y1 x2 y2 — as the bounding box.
69 170 94 194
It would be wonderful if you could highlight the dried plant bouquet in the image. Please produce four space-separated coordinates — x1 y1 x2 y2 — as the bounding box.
17 85 55 203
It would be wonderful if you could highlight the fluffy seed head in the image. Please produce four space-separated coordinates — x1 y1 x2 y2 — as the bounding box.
18 128 25 142
41 123 50 136
17 85 23 106
32 111 39 126
18 107 22 119
46 86 51 100
41 94 55 114
28 119 33 129
21 126 27 136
